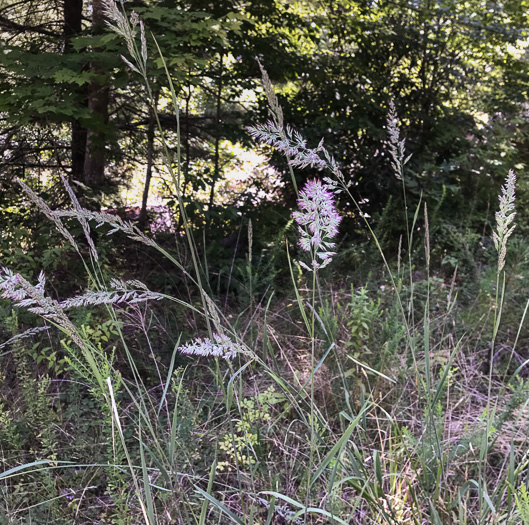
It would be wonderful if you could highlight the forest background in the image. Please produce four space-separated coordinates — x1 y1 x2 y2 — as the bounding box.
2 0 529 523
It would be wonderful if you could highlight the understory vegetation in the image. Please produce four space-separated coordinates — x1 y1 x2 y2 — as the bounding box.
2 1 529 524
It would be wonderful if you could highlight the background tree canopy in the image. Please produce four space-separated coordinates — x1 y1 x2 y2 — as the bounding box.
1 0 529 261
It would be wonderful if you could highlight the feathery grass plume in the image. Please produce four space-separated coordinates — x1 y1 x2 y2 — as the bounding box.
178 333 244 360
292 179 342 271
102 0 129 37
256 59 283 128
247 120 347 186
248 121 327 170
16 178 79 253
386 101 411 180
18 174 153 256
57 279 163 310
248 65 347 187
102 0 147 74
52 209 156 247
493 170 517 272
0 269 83 348
0 325 50 351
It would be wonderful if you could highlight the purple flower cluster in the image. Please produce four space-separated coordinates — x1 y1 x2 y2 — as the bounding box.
292 179 342 271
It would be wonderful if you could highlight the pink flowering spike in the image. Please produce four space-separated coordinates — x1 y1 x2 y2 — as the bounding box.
292 179 342 271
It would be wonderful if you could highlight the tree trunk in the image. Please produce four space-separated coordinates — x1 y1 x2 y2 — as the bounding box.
138 97 157 230
82 0 109 192
64 0 86 180
209 51 223 208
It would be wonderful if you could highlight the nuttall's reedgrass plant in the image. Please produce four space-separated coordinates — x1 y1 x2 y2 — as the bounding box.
493 170 517 275
250 71 407 523
289 176 342 517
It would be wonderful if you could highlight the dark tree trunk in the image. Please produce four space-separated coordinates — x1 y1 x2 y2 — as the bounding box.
138 98 157 229
82 0 109 191
64 0 86 180
209 51 223 208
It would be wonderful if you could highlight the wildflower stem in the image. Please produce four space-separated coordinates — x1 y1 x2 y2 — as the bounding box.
306 268 317 518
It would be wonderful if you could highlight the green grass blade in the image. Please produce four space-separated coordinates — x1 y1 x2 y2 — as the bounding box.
199 460 217 525
346 355 396 383
311 404 370 487
265 495 277 525
286 243 311 334
195 486 245 524
158 337 182 417
139 423 156 523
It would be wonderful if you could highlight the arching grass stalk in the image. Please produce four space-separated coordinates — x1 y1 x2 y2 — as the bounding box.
248 97 420 374
103 0 212 337
290 178 342 516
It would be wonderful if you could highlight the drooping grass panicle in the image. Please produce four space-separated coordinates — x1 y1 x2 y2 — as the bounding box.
248 65 347 187
247 120 347 187
17 175 156 263
178 333 244 360
53 209 155 248
493 170 517 272
292 179 342 271
0 269 162 347
16 178 80 253
0 268 83 348
248 121 327 170
0 325 50 351
60 175 98 261
58 279 164 310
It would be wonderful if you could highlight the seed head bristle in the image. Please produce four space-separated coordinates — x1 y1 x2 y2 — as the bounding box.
493 170 517 272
